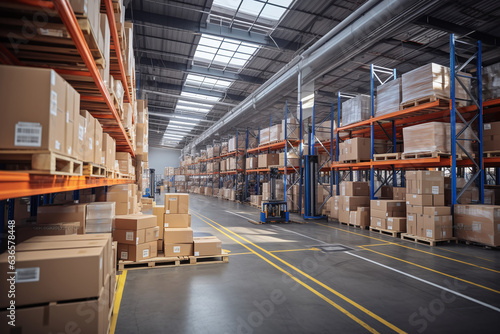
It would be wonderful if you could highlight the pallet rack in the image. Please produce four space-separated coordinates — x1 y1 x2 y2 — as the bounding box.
0 0 136 237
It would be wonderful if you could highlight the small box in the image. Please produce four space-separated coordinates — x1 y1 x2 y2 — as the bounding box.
387 217 406 232
164 193 189 214
114 214 157 230
163 243 194 256
423 215 453 240
406 194 433 206
370 217 386 229
163 227 193 244
117 241 157 262
193 236 222 256
164 214 191 228
340 181 370 196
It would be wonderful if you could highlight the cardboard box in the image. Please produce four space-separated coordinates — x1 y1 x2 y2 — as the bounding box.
370 200 406 216
164 213 191 228
349 207 369 227
393 187 406 200
269 124 282 142
423 206 451 216
65 84 77 157
157 239 163 252
0 66 66 153
406 194 433 206
114 214 157 230
370 217 386 229
338 137 371 162
193 236 222 256
258 153 280 168
407 217 417 236
406 170 445 195
454 205 500 246
246 156 258 169
387 217 406 232
163 227 193 244
37 203 87 234
153 205 165 239
117 241 157 261
80 110 95 162
339 196 370 223
259 127 270 145
416 214 425 237
94 118 103 165
423 215 453 240
113 226 158 245
164 193 189 214
102 133 115 169
433 194 445 206
74 114 85 160
163 243 194 256
116 152 133 174
0 247 104 308
340 181 370 196
407 205 424 215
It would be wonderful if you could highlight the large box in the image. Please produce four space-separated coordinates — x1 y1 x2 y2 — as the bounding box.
258 153 280 168
164 214 191 228
339 196 370 223
405 170 444 195
164 193 189 214
81 110 95 162
65 84 79 158
163 243 194 256
94 118 103 165
194 236 222 256
0 247 104 308
406 194 433 206
113 226 159 245
114 214 156 230
375 78 401 117
393 187 406 200
259 127 270 145
387 217 406 232
279 152 300 167
116 152 133 174
339 137 371 162
370 217 386 229
0 66 66 154
163 227 193 244
340 181 370 196
349 207 369 227
37 203 87 234
370 200 406 217
454 205 500 246
102 133 115 169
401 63 470 104
342 94 370 126
74 114 86 160
423 215 453 240
117 241 158 261
246 156 258 169
269 124 283 142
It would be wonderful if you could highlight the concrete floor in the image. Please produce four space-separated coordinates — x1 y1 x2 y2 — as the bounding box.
115 194 500 334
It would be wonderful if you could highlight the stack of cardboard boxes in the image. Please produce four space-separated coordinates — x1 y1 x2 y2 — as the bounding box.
370 200 406 231
339 182 370 224
454 205 500 247
0 234 115 333
106 184 138 215
164 194 193 256
115 214 159 261
405 171 452 240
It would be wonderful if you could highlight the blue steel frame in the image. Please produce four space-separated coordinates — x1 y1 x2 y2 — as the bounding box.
336 92 357 195
284 101 302 214
450 34 484 205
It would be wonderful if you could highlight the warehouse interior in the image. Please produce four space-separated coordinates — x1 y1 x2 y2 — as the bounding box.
1 0 500 333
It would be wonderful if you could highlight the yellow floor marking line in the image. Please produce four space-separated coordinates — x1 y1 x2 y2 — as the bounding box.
223 249 231 253
359 246 500 294
271 247 321 253
191 212 380 334
109 270 128 334
359 243 397 247
192 211 405 334
435 247 495 263
228 252 254 256
315 222 500 274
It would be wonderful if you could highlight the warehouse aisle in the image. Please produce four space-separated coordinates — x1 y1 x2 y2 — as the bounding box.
114 195 500 334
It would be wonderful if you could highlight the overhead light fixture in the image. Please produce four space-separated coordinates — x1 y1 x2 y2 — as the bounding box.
169 120 200 126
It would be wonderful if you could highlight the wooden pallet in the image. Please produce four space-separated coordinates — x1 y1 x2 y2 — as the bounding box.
456 239 500 250
339 221 369 230
0 150 83 176
484 150 500 158
83 162 106 177
401 151 450 160
400 95 440 109
118 252 229 271
370 226 402 237
341 159 371 164
373 153 401 161
401 233 457 246
106 169 116 179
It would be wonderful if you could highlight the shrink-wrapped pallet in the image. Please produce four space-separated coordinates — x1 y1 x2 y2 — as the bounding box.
228 135 246 152
403 122 474 154
342 95 371 126
483 62 500 100
260 128 270 145
269 124 282 142
207 145 213 158
401 63 470 105
375 78 401 117
221 141 228 155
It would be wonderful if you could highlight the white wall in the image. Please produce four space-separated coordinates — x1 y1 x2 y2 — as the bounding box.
148 147 181 178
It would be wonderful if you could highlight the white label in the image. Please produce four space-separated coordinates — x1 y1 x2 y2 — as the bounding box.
194 251 200 256
50 71 55 85
96 140 99 147
99 257 103 270
388 225 393 230
413 195 417 199
426 229 433 238
484 123 491 130
396 203 401 206
68 146 72 155
78 125 84 141
173 246 180 253
16 267 40 283
169 198 177 201
120 251 128 260
472 222 481 231
15 122 42 147
55 140 61 150
388 218 393 222
125 231 134 241
165 210 170 214
89 137 93 149
50 91 57 116
143 249 149 258
66 111 70 123
443 231 447 237
432 186 439 195
377 221 381 227
409 215 414 222
376 201 380 206
406 201 410 205
136 237 139 244
346 208 350 211
101 157 105 164
164 223 168 227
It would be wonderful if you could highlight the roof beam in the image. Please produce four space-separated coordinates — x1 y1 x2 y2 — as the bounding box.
127 9 301 52
137 56 265 85
415 16 500 46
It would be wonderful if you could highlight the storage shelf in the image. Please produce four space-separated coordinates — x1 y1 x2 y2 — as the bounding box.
247 140 299 154
0 171 134 200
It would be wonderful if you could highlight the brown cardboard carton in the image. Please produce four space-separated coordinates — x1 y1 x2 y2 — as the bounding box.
153 205 165 239
371 209 389 220
416 214 425 237
406 204 424 215
340 181 370 196
350 207 369 227
74 114 85 160
80 110 95 162
163 242 194 256
164 227 193 244
259 127 270 145
405 170 444 195
370 217 386 229
164 193 189 214
370 200 406 216
164 213 191 228
117 241 157 261
454 205 500 246
106 191 129 203
113 228 146 245
193 236 222 256
94 118 103 165
258 153 280 168
145 226 159 242
0 247 104 308
114 214 157 230
157 239 163 252
393 187 406 200
387 217 406 232
407 217 417 236
433 194 445 206
339 196 370 223
116 152 133 174
339 137 371 162
102 133 115 169
37 203 87 234
65 83 76 157
246 156 258 169
423 206 451 216
114 202 130 215
0 66 65 153
406 194 433 206
423 215 453 240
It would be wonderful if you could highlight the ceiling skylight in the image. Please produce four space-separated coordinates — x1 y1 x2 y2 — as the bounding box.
193 34 259 71
185 74 233 92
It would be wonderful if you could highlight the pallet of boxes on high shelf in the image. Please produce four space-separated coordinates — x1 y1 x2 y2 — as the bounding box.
118 193 228 269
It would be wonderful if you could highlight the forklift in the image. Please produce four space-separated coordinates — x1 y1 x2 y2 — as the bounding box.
260 167 289 223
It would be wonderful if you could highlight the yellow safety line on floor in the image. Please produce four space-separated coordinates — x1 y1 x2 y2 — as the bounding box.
228 252 254 256
192 211 405 334
431 247 496 263
359 246 500 294
314 222 500 274
109 270 128 334
229 248 320 255
190 212 380 334
359 243 397 247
